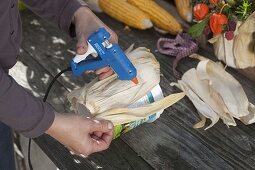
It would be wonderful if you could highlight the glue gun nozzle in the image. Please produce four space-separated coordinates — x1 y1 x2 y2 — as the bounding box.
132 77 139 85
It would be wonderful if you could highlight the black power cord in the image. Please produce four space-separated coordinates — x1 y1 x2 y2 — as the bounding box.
28 67 71 170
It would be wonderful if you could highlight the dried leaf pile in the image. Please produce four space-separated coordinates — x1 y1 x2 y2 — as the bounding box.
171 54 255 129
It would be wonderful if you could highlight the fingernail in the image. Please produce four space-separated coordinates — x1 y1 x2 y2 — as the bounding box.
108 123 113 129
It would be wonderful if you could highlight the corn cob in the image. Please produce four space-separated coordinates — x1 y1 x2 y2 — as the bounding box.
174 0 192 22
127 0 182 34
99 0 153 30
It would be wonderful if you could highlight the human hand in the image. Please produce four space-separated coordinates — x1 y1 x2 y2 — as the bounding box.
46 112 113 156
73 7 117 80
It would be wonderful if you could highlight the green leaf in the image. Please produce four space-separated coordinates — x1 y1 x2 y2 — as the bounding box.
235 0 255 20
188 18 209 38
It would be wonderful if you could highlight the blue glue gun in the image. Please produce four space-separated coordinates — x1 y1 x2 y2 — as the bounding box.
70 28 138 84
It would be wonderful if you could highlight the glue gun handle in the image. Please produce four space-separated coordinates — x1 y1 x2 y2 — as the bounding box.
71 59 108 77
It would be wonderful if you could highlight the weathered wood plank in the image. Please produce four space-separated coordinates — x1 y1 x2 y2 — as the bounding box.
20 10 153 170
238 68 255 83
35 134 153 170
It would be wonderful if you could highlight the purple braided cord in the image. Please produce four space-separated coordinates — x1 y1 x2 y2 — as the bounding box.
157 33 198 78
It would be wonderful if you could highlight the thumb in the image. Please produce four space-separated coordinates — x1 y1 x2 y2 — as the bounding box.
90 120 113 133
76 39 88 55
104 26 118 44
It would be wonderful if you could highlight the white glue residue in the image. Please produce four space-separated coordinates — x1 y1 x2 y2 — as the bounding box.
52 36 66 45
55 51 62 55
30 19 41 26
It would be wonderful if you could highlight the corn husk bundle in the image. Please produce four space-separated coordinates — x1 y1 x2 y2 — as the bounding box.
87 0 182 34
174 0 192 23
171 54 255 129
208 12 255 69
67 46 185 125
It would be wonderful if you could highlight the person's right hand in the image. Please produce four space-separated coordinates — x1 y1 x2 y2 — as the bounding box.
46 112 113 156
73 7 117 81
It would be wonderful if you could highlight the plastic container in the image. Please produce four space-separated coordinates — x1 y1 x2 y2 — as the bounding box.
113 84 164 139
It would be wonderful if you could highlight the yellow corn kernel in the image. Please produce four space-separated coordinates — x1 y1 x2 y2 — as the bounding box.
127 0 183 34
99 0 153 30
174 0 192 22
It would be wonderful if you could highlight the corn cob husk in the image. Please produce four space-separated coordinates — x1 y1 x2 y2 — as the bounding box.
95 92 185 125
172 54 255 129
174 0 192 22
127 0 182 34
68 46 185 125
99 0 153 30
68 46 161 115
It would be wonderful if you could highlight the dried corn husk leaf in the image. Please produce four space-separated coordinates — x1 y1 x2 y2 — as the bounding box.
96 92 185 125
208 26 239 68
182 67 236 126
196 57 249 118
67 47 185 125
171 78 219 129
233 12 255 69
193 113 206 129
173 54 254 128
240 103 255 125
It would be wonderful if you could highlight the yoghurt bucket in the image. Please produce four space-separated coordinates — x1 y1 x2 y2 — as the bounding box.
113 84 164 139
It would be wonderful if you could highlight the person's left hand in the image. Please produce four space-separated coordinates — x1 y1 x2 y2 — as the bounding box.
73 7 118 80
46 112 114 156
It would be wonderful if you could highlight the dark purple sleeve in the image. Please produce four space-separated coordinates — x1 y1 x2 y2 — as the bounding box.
22 0 87 34
0 66 54 138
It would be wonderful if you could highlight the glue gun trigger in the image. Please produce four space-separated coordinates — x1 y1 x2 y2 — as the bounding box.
73 43 98 64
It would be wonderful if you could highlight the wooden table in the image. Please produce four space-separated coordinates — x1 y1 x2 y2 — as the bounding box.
19 2 255 170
